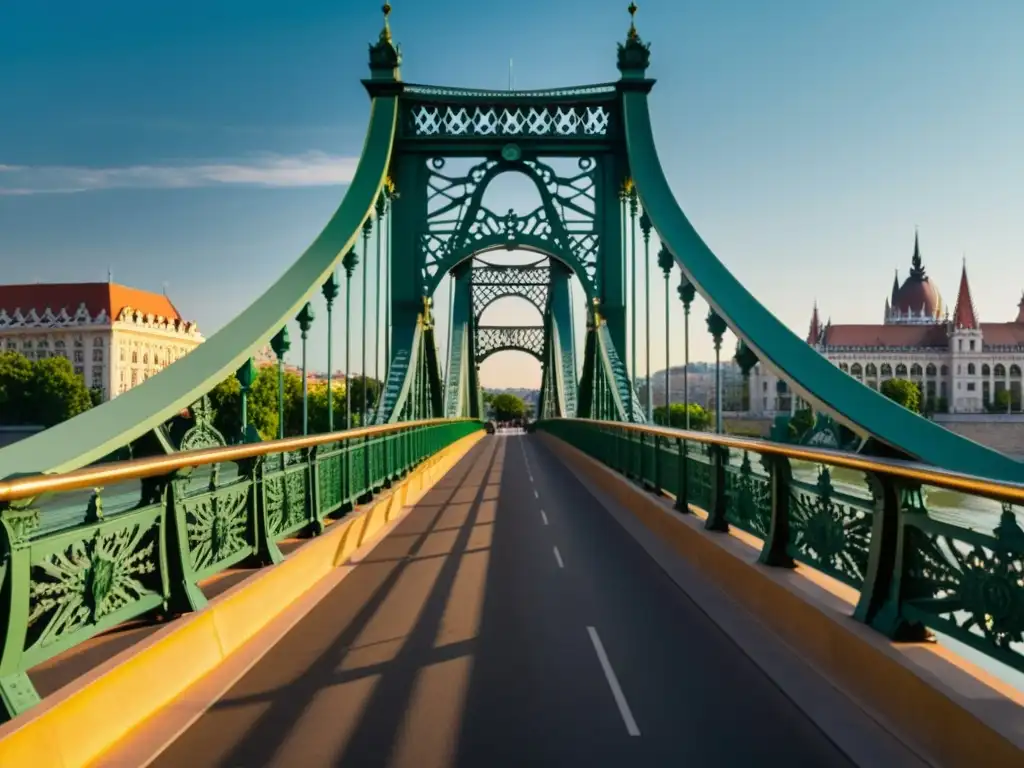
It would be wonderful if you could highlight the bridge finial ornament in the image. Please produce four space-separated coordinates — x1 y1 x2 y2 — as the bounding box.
369 1 401 75
618 3 650 73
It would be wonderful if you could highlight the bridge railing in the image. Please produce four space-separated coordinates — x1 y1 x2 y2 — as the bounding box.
0 418 482 719
537 418 1024 675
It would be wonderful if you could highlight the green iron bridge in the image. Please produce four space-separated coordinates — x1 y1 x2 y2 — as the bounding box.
0 7 1021 767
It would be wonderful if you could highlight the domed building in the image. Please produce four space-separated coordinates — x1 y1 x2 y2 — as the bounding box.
884 234 944 324
749 233 1024 416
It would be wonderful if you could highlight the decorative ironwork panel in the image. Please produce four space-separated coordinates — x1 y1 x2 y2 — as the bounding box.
420 157 599 295
407 103 611 139
25 507 166 664
476 326 545 363
725 452 772 537
788 467 872 588
900 505 1024 670
180 480 253 575
265 468 308 540
686 453 713 511
316 447 343 516
471 262 549 320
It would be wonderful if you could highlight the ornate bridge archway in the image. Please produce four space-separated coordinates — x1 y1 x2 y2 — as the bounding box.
5 3 1019 486
471 259 549 322
475 326 545 364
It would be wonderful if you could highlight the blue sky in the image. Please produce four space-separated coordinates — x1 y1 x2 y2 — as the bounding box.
1 1 1022 388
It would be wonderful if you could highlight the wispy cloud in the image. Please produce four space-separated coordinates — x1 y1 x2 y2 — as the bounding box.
0 152 359 195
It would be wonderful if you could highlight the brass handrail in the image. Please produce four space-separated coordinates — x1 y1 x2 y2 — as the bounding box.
0 418 480 503
556 418 1024 504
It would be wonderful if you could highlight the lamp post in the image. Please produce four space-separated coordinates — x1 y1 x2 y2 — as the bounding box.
296 302 315 436
270 327 290 439
322 273 340 432
658 245 674 425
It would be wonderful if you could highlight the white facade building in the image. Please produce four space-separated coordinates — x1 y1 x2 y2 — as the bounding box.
0 282 203 402
749 235 1024 417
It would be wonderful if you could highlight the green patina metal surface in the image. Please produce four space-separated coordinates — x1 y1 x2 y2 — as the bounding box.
539 418 1024 675
0 419 481 720
617 68 1024 480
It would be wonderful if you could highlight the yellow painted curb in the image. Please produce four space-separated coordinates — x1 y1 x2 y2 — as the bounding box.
539 433 1024 768
0 430 484 768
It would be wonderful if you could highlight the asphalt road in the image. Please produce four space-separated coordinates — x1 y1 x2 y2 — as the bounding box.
150 434 852 767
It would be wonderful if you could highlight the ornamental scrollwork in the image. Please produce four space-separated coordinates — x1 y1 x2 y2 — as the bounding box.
408 104 610 139
471 263 550 320
475 326 545 363
183 484 250 572
788 466 872 588
725 452 771 537
179 396 226 452
901 504 1024 661
26 521 161 651
420 156 598 296
265 470 307 538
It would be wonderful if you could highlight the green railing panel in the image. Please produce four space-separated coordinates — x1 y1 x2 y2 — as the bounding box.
537 418 1024 677
0 418 482 721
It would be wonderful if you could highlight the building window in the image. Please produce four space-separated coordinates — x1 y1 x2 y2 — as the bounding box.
958 339 963 351
54 340 65 350
132 351 138 364
4 341 14 350
93 349 104 363
22 340 32 349
910 364 922 377
967 363 976 375
995 364 1007 377
73 350 84 363
143 353 148 365
73 336 83 348
93 337 104 347
926 363 936 376
762 381 767 392
92 368 103 388
865 363 877 377
957 365 961 375
967 382 976 391
969 339 976 351
850 363 863 378
895 363 907 376
74 365 84 377
982 364 991 376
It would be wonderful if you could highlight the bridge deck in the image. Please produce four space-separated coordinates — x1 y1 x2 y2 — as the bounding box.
147 435 851 767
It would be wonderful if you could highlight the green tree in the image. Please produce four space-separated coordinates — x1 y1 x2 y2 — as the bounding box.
880 378 920 413
0 350 35 424
490 393 526 421
995 389 1013 412
208 375 243 442
30 356 93 427
652 402 711 431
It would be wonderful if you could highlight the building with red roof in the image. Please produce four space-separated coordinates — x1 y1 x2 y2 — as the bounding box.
750 233 1023 416
0 280 203 401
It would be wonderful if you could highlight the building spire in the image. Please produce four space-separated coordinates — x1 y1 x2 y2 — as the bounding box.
890 268 899 303
807 300 822 345
951 257 978 330
909 229 926 279
1016 291 1024 324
